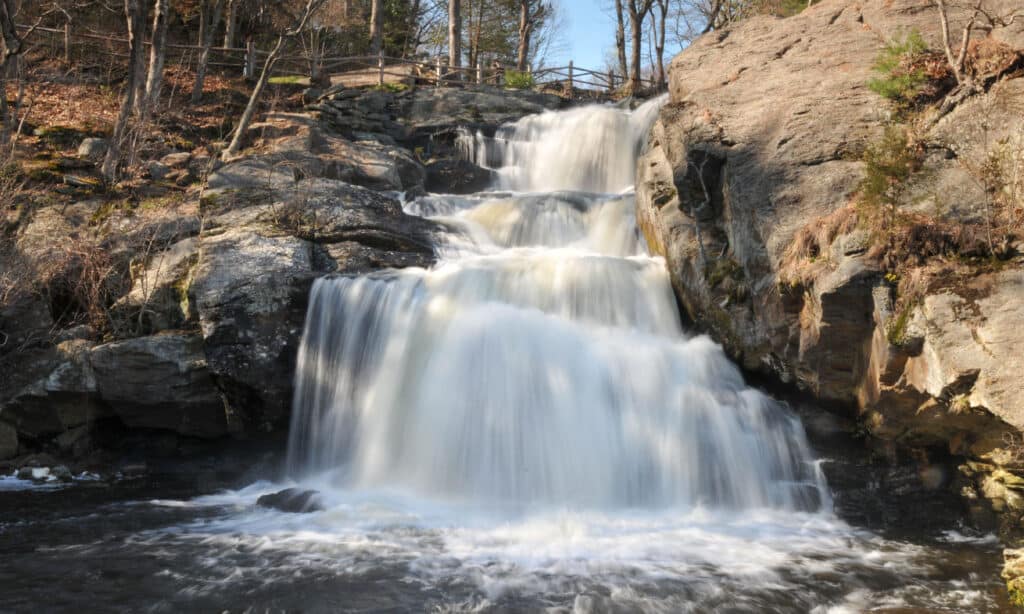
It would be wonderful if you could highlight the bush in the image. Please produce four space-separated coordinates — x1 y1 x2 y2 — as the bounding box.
867 30 930 108
505 70 534 90
859 125 922 229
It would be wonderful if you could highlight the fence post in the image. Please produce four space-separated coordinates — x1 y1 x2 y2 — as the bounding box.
244 41 256 80
607 70 615 93
378 50 385 87
63 21 71 64
567 60 574 99
476 61 482 85
435 57 442 88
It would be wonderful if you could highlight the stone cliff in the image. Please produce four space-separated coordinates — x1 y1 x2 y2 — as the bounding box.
636 0 1024 536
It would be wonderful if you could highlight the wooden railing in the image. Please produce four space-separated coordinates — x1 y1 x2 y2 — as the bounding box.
18 24 660 95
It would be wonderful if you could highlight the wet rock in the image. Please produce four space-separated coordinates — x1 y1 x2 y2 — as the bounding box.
256 488 324 513
0 422 16 460
425 159 496 194
55 424 92 457
77 137 108 160
90 333 228 438
51 465 73 482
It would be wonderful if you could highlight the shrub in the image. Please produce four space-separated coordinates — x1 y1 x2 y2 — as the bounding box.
867 30 930 108
859 125 922 230
505 70 534 90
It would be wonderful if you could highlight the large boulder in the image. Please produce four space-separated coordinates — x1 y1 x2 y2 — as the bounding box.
189 227 316 432
0 339 103 440
90 333 228 438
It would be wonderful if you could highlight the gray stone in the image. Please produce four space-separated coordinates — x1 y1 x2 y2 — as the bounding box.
77 138 108 160
146 161 171 180
90 333 228 438
190 229 316 430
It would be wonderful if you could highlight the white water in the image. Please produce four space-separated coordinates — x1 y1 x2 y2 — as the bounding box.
287 96 829 513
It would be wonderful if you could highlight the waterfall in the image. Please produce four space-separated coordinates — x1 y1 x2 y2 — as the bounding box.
288 97 830 513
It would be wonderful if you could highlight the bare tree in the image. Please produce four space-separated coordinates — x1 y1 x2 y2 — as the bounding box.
192 0 226 104
627 0 655 92
449 0 461 73
224 0 239 48
142 0 170 112
102 0 146 182
224 0 328 158
0 0 25 141
369 0 383 53
516 0 547 71
651 0 668 88
614 0 628 79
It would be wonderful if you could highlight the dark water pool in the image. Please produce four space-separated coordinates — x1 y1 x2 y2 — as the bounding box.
0 475 1012 613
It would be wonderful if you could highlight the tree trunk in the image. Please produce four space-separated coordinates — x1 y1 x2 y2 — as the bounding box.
224 0 326 159
448 0 461 73
142 0 170 111
102 0 146 182
628 2 644 93
369 0 383 54
653 0 666 88
516 0 531 71
224 36 284 158
614 0 628 80
192 0 225 105
224 0 238 48
0 0 23 141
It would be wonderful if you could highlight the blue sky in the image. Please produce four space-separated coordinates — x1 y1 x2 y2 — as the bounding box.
549 1 686 74
553 0 616 70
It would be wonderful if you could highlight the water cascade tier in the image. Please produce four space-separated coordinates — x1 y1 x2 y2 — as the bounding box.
288 98 830 514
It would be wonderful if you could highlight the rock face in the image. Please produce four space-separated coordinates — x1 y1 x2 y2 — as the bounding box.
2 98 456 449
90 333 227 438
636 0 1024 529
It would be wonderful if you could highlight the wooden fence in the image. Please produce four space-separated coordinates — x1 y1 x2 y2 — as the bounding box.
18 23 659 96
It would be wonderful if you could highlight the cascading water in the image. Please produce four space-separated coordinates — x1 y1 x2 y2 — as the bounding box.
1 100 1006 614
287 96 829 513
